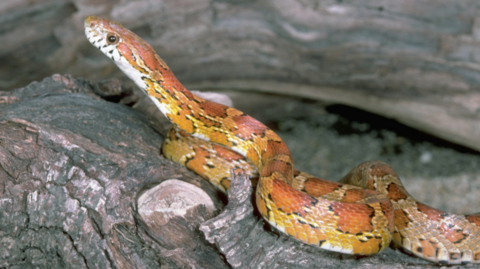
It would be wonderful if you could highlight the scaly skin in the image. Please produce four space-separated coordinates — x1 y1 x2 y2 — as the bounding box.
85 16 480 264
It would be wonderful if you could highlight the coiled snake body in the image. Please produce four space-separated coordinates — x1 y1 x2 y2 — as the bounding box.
85 16 480 265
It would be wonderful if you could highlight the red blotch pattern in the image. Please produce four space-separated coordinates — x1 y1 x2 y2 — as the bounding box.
386 183 408 201
198 101 229 118
270 179 315 215
417 203 444 222
261 160 293 180
231 114 269 140
303 177 342 197
331 202 375 234
466 213 480 226
212 144 245 161
341 188 379 203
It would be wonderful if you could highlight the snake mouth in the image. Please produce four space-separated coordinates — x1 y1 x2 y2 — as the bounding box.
84 16 106 49
84 15 96 29
84 15 104 33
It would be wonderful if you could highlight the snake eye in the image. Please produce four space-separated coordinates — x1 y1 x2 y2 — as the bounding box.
106 33 119 45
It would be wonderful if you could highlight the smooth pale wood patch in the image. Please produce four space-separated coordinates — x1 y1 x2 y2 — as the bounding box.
138 179 215 226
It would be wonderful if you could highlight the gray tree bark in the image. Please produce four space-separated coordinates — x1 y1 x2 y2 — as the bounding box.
0 75 228 268
0 75 442 268
0 75 440 268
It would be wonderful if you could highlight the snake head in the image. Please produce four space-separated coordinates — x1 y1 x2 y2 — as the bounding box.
84 15 169 89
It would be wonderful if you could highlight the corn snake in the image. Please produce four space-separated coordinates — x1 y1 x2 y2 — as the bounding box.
84 16 480 265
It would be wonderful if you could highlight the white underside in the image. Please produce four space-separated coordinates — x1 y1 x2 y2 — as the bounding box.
148 95 170 117
116 57 147 90
267 219 354 254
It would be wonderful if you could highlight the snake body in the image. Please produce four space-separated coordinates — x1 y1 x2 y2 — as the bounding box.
85 16 480 264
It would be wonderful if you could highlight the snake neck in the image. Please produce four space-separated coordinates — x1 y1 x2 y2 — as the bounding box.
85 15 295 185
145 72 295 185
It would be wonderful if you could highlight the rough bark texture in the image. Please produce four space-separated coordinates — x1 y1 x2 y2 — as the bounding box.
2 1 480 268
1 0 480 152
2 75 466 268
0 75 228 268
200 170 433 269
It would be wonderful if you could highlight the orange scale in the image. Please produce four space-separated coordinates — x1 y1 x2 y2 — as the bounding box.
307 235 320 246
419 240 436 258
270 179 317 215
310 229 322 239
211 144 245 161
302 215 316 224
336 233 350 243
440 223 467 244
341 189 374 203
324 230 337 240
316 233 329 242
467 214 480 226
347 213 358 221
347 236 360 245
281 213 292 223
362 243 374 255
285 226 296 237
353 246 365 255
273 213 284 223
370 241 380 254
283 218 295 227
417 203 444 222
185 147 209 174
303 223 316 234
306 227 319 238
256 196 268 217
394 212 411 230
302 177 342 197
297 231 308 243
352 239 363 248
293 222 305 232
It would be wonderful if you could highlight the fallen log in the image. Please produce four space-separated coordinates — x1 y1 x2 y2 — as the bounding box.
0 75 444 268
